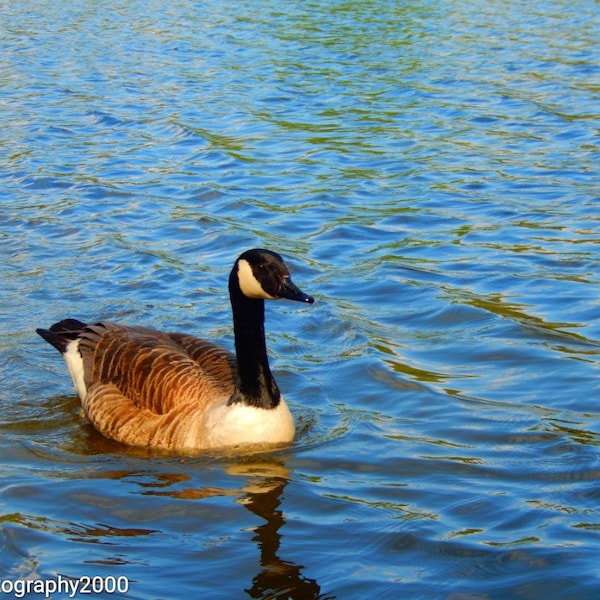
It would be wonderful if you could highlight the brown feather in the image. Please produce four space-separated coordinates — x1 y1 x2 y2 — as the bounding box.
84 383 212 449
76 322 238 448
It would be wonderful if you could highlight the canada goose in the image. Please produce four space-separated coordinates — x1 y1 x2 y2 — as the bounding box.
36 248 314 451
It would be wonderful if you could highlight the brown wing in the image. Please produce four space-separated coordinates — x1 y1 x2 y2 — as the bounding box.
167 332 238 387
77 322 236 416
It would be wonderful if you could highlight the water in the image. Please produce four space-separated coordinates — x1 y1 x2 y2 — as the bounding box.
1 0 599 598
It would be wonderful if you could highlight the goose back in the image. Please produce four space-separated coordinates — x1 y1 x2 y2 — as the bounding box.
46 321 243 449
78 323 236 415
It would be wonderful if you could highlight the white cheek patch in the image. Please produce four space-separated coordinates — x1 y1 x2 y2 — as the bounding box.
237 259 275 299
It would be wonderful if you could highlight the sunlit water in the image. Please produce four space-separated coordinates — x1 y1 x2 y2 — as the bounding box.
1 1 599 598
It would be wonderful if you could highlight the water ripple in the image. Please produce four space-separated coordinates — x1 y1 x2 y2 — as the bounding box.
1 0 600 597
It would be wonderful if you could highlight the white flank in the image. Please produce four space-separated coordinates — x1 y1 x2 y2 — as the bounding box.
63 339 87 401
237 259 275 299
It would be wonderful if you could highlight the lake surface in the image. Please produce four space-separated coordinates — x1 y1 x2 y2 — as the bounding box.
1 0 599 598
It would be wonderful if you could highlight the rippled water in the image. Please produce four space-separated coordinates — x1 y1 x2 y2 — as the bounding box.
2 1 600 598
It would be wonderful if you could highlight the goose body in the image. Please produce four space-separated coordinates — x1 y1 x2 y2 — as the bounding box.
36 249 314 451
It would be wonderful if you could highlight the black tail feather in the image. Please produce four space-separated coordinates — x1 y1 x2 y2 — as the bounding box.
36 318 88 353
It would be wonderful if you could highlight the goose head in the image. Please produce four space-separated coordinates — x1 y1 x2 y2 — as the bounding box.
231 248 314 304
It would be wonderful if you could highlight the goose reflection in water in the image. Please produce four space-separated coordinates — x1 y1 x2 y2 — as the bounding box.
135 460 331 599
231 465 330 600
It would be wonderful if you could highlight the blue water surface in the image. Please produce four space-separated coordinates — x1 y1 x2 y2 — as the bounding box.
1 1 600 598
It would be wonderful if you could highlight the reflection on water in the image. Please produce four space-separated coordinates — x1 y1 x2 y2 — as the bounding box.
233 465 327 600
1 447 332 597
105 460 329 599
0 512 156 545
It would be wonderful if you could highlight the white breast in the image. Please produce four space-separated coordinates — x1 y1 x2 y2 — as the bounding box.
199 399 295 449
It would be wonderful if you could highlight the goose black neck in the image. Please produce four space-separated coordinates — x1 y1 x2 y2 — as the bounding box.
228 280 281 409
